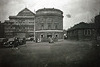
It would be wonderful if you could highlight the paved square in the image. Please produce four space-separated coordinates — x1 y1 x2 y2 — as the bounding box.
0 40 97 67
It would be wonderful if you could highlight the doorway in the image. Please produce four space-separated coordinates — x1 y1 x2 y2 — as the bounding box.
47 35 52 38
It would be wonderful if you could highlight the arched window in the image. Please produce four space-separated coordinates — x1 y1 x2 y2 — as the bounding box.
41 35 44 38
41 23 44 30
48 23 51 29
55 23 58 29
55 34 58 37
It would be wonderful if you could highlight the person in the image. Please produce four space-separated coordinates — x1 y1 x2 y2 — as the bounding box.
37 38 40 43
35 37 38 43
23 38 26 44
14 38 19 47
48 37 53 43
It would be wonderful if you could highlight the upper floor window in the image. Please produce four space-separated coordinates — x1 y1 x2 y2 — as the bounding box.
47 18 52 22
41 23 44 30
48 23 51 29
55 23 58 29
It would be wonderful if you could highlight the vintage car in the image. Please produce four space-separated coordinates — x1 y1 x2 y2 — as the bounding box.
0 38 9 47
19 38 26 45
8 38 15 47
26 37 34 41
0 38 5 47
6 37 20 47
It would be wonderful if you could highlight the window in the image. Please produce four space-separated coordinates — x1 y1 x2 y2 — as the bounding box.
47 35 52 38
55 24 58 29
47 18 52 22
41 35 44 38
55 35 58 37
41 23 44 30
84 29 91 35
48 23 51 29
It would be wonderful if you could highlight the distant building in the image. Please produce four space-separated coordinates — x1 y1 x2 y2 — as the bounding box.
4 8 35 38
67 22 95 40
4 8 64 41
94 13 100 37
35 8 63 42
0 21 4 38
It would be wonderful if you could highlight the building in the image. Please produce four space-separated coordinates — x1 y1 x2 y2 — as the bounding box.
67 22 95 41
4 8 35 38
0 21 5 38
35 8 63 42
94 13 100 38
3 8 64 41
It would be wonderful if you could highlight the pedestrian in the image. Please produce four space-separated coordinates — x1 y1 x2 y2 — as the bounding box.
23 38 26 44
14 38 19 47
48 37 51 43
35 37 38 43
37 38 40 43
48 37 53 43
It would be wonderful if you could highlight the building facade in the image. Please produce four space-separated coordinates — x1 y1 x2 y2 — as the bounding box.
94 13 100 38
4 8 64 41
67 22 95 41
4 8 35 38
35 8 63 42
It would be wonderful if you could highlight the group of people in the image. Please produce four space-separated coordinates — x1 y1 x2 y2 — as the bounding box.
35 37 58 43
48 37 54 43
35 38 41 43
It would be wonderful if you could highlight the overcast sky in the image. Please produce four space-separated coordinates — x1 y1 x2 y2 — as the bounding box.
0 0 100 29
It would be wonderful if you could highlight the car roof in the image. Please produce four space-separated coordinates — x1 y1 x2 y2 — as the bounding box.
8 38 14 41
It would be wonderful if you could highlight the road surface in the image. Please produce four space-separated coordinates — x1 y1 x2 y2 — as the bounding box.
0 40 99 67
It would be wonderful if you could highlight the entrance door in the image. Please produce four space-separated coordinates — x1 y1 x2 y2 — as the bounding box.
47 35 52 38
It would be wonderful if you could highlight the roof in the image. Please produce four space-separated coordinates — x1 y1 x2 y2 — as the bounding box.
67 22 95 31
36 8 63 13
17 8 35 16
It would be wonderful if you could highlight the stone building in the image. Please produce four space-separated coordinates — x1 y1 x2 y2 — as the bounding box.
35 8 63 42
67 22 95 41
4 8 35 38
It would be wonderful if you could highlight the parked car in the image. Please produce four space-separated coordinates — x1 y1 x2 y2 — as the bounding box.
7 37 19 47
8 38 15 47
7 37 26 47
0 38 9 47
26 37 34 41
0 37 26 48
0 38 6 47
19 38 26 45
26 37 31 41
13 38 20 47
22 38 26 44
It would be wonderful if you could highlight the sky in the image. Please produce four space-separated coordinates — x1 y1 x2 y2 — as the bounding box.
0 0 100 30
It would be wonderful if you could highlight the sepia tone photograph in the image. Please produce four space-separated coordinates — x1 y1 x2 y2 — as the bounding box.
0 0 100 67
